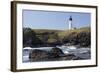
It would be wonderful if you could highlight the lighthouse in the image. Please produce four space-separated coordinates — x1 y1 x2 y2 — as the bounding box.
68 16 73 30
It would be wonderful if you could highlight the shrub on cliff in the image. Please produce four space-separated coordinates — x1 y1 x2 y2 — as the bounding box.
23 28 42 47
62 27 91 47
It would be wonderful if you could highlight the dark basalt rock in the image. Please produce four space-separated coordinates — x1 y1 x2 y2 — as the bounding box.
72 56 84 60
29 49 50 61
60 54 77 60
67 54 76 59
50 47 64 58
28 47 83 61
29 47 65 61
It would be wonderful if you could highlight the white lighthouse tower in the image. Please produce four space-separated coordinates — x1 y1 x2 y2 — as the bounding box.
68 16 73 30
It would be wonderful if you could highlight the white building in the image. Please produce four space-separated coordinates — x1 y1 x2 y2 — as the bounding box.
68 16 73 30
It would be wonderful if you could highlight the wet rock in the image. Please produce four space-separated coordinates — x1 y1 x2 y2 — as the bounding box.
50 47 64 58
72 57 84 60
63 54 77 60
29 49 50 61
29 47 65 61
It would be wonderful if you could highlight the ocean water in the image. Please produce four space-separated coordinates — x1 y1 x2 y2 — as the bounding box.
23 46 91 63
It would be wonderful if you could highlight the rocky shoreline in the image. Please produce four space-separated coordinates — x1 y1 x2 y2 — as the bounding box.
23 46 90 62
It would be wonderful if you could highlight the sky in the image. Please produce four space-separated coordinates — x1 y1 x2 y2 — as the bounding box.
23 10 91 30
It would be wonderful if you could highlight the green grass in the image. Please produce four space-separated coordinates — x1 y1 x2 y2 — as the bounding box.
32 29 62 34
32 27 90 40
58 27 90 39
